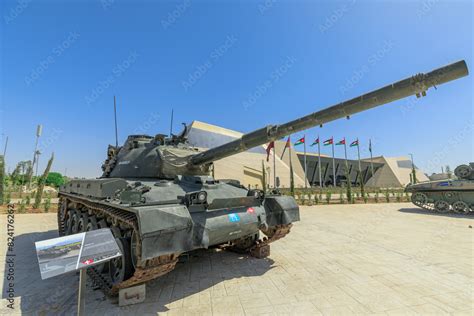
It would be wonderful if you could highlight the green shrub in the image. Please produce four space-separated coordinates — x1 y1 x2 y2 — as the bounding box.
5 192 11 204
339 190 344 204
43 195 51 213
375 191 379 203
19 199 26 213
25 195 31 206
384 189 390 203
363 193 368 203
326 191 332 204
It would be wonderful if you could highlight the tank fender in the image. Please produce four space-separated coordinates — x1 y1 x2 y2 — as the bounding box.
136 205 194 260
263 196 300 227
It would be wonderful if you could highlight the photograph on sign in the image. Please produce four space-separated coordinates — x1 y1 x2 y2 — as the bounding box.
35 229 122 280
77 229 122 269
35 233 85 280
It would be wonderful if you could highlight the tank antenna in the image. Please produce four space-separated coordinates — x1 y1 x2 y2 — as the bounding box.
114 96 119 147
169 108 174 137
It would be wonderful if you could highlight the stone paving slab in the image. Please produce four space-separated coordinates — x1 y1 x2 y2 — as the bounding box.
1 203 472 315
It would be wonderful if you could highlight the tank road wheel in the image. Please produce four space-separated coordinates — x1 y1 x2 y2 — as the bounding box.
86 216 98 231
78 214 89 233
109 237 134 285
452 201 470 214
434 200 450 213
64 210 74 235
411 192 428 207
71 212 81 234
130 230 140 269
98 219 108 229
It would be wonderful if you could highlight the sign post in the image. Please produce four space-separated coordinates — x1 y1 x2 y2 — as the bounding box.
35 229 122 315
78 269 87 316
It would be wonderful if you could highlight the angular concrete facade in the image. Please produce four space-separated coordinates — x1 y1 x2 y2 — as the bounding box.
363 156 429 187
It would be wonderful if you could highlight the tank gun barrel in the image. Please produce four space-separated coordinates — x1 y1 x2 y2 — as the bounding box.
190 60 468 167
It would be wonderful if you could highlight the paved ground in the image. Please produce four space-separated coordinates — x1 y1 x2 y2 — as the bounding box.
1 203 472 315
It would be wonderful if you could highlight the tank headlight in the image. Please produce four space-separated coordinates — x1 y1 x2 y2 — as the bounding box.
197 191 207 203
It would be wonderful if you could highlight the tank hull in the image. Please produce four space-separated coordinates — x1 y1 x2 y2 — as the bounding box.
405 178 474 214
58 177 299 294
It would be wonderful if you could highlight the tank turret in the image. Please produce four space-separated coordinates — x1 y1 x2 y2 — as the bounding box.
104 60 469 178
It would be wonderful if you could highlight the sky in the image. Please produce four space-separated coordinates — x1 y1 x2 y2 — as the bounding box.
0 0 472 178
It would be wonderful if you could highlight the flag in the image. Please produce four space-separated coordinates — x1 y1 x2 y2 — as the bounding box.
369 139 372 153
310 138 319 146
294 137 305 146
336 138 345 145
280 136 291 159
266 141 275 162
323 138 333 146
350 140 359 147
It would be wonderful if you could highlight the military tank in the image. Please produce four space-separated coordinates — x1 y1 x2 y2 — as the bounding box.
406 163 474 214
57 60 468 295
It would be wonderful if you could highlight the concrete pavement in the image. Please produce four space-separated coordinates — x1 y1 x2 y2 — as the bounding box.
1 203 472 315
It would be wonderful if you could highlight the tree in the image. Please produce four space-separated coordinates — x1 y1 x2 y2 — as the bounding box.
34 153 54 209
45 172 65 187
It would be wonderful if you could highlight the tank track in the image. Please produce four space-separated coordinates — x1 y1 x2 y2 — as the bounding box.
230 224 293 258
58 194 179 296
411 192 473 214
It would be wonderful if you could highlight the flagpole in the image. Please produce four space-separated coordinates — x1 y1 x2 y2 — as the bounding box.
304 134 307 189
318 134 322 189
356 138 361 180
343 137 348 176
369 139 374 179
289 135 294 196
331 136 336 187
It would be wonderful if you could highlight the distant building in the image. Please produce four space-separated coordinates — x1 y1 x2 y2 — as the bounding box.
186 120 428 188
297 153 384 187
362 156 429 187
